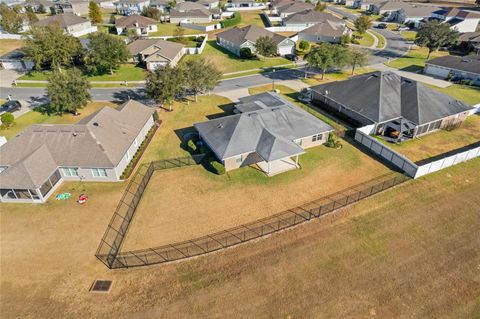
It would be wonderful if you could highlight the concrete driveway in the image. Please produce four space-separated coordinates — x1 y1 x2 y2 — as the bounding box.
0 70 24 87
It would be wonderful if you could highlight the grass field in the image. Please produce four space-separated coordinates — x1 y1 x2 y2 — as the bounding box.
401 30 417 41
149 23 204 36
1 154 478 317
302 67 375 86
428 84 480 106
377 115 480 162
238 10 267 27
386 46 448 72
18 64 147 82
0 39 24 55
0 101 118 140
371 30 386 48
353 31 375 47
183 40 291 74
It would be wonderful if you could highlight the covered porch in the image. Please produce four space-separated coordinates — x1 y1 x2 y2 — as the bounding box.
256 155 300 176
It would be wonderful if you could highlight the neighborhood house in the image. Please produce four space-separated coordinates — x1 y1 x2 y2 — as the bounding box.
115 0 150 15
310 71 472 142
424 55 480 85
216 25 295 56
194 92 333 175
0 100 155 203
34 13 98 37
127 39 185 70
115 14 158 35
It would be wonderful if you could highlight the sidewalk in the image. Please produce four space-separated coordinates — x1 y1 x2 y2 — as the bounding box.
372 64 452 88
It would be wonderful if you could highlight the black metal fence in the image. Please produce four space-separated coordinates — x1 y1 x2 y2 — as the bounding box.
95 155 204 268
97 168 410 269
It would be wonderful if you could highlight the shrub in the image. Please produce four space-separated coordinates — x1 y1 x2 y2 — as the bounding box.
240 47 254 59
187 137 198 153
298 40 310 51
340 34 351 44
0 112 14 129
209 159 225 175
220 12 241 28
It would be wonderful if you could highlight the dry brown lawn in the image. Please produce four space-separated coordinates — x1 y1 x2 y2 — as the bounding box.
0 39 24 55
122 142 391 250
1 158 478 318
380 115 480 162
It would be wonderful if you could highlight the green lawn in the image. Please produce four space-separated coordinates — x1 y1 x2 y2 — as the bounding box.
386 47 448 72
149 23 204 36
0 102 117 140
371 30 385 48
302 68 375 86
18 64 147 82
183 40 291 74
401 30 417 41
238 10 267 27
353 31 375 47
428 84 480 106
377 115 480 162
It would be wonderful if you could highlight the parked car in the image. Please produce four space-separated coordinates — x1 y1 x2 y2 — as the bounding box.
0 100 22 115
376 23 387 29
396 26 410 31
285 54 298 62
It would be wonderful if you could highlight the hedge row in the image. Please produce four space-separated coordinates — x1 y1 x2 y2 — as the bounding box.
220 12 241 28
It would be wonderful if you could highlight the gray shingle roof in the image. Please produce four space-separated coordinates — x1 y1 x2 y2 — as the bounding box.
216 25 288 47
298 20 347 37
283 10 343 24
34 13 89 28
115 14 157 28
426 55 480 75
310 71 472 125
277 1 314 14
127 39 184 62
194 92 332 161
0 100 153 189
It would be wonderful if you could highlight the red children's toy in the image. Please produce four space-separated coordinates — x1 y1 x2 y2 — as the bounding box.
78 194 88 204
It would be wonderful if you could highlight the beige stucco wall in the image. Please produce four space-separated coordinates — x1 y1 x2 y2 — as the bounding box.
298 132 329 149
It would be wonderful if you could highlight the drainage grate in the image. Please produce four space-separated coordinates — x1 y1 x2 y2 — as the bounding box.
90 280 112 293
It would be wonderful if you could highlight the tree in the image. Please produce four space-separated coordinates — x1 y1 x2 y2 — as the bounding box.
315 1 327 11
0 3 24 33
173 26 185 39
84 32 129 75
306 43 348 80
49 6 56 15
142 6 161 21
47 68 91 115
182 58 221 102
347 48 368 74
415 20 459 59
0 112 15 129
88 1 102 24
354 15 372 35
169 0 177 8
298 40 310 52
255 36 277 57
240 47 254 59
25 11 39 25
145 65 185 111
38 4 46 14
24 25 81 70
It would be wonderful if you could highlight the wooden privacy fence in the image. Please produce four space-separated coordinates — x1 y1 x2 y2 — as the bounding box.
96 168 409 269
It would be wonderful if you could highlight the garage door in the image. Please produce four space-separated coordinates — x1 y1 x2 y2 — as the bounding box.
1 61 25 70
278 44 294 56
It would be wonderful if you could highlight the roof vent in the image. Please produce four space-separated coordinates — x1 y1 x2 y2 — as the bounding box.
217 123 223 129
461 58 471 63
93 122 99 126
73 132 77 137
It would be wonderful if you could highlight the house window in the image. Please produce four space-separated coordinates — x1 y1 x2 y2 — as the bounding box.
134 138 138 147
312 133 323 142
236 155 243 163
126 151 131 162
62 167 79 177
92 168 108 178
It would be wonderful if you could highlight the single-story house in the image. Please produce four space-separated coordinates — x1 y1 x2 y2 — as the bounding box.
127 39 185 70
0 100 156 203
227 0 265 10
388 4 439 26
24 0 56 12
295 20 352 43
457 32 480 54
33 13 98 37
115 0 150 15
283 10 346 29
194 92 333 175
310 71 472 140
275 1 314 18
96 0 116 9
0 49 34 71
115 14 158 35
56 0 89 16
192 0 219 9
216 25 295 56
169 2 218 23
431 7 480 33
424 55 480 85
149 0 172 13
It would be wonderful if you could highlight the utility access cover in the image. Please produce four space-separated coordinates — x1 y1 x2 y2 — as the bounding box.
90 280 112 293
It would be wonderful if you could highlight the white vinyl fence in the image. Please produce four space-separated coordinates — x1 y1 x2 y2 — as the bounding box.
149 34 208 54
180 21 221 32
355 124 480 179
0 33 23 39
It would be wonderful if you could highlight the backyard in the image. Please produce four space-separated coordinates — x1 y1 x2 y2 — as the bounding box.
183 40 291 74
0 39 24 55
427 84 480 106
377 115 480 162
1 151 478 317
0 101 118 140
148 23 204 36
